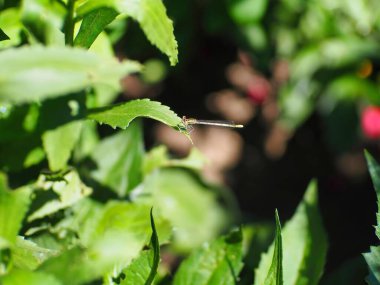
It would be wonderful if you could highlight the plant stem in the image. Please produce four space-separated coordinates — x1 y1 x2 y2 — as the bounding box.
65 0 75 46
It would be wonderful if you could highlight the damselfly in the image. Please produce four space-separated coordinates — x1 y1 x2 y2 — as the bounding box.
181 116 243 132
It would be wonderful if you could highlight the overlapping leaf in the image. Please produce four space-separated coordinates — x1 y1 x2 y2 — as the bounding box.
254 180 327 285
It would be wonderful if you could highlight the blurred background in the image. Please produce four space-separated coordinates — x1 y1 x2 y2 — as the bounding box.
111 0 380 282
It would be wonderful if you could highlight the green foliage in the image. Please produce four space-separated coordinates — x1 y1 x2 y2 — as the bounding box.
2 0 378 284
121 209 160 285
263 210 283 285
173 228 243 285
255 181 328 285
0 46 140 103
76 0 178 65
74 7 118 49
364 152 380 284
87 99 182 129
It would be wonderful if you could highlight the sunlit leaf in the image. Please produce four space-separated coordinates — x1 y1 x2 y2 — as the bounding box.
28 170 92 222
87 99 182 129
42 121 83 171
76 0 178 65
0 46 140 103
12 237 58 270
2 269 62 285
142 145 206 176
121 209 160 285
173 228 243 285
89 121 143 197
0 174 31 248
134 168 228 252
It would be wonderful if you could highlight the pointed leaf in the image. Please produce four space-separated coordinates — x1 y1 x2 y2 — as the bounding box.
121 209 160 285
255 180 328 285
76 0 178 65
0 46 141 103
74 7 118 49
173 228 243 285
90 121 143 197
263 210 283 285
42 121 83 171
364 150 380 239
87 99 182 129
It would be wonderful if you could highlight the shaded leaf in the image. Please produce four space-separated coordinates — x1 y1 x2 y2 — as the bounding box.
254 180 328 285
364 151 380 239
74 7 118 49
0 46 141 103
0 174 31 248
0 28 9 41
21 0 65 45
28 170 92 222
173 228 243 285
42 121 83 171
87 99 182 129
89 121 143 197
363 246 380 285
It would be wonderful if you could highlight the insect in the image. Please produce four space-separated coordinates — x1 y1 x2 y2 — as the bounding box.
181 116 243 133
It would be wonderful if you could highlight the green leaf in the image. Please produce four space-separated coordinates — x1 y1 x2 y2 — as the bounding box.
173 228 243 285
121 209 160 285
135 168 228 252
21 0 65 46
263 210 283 285
87 99 182 129
28 170 92 222
363 246 380 285
227 0 268 25
0 46 141 104
0 28 9 41
0 8 23 49
74 7 118 49
89 121 144 197
38 202 169 285
254 180 328 285
76 0 178 65
142 145 206 176
42 121 83 171
0 174 31 248
12 237 58 270
2 269 62 285
364 151 380 240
